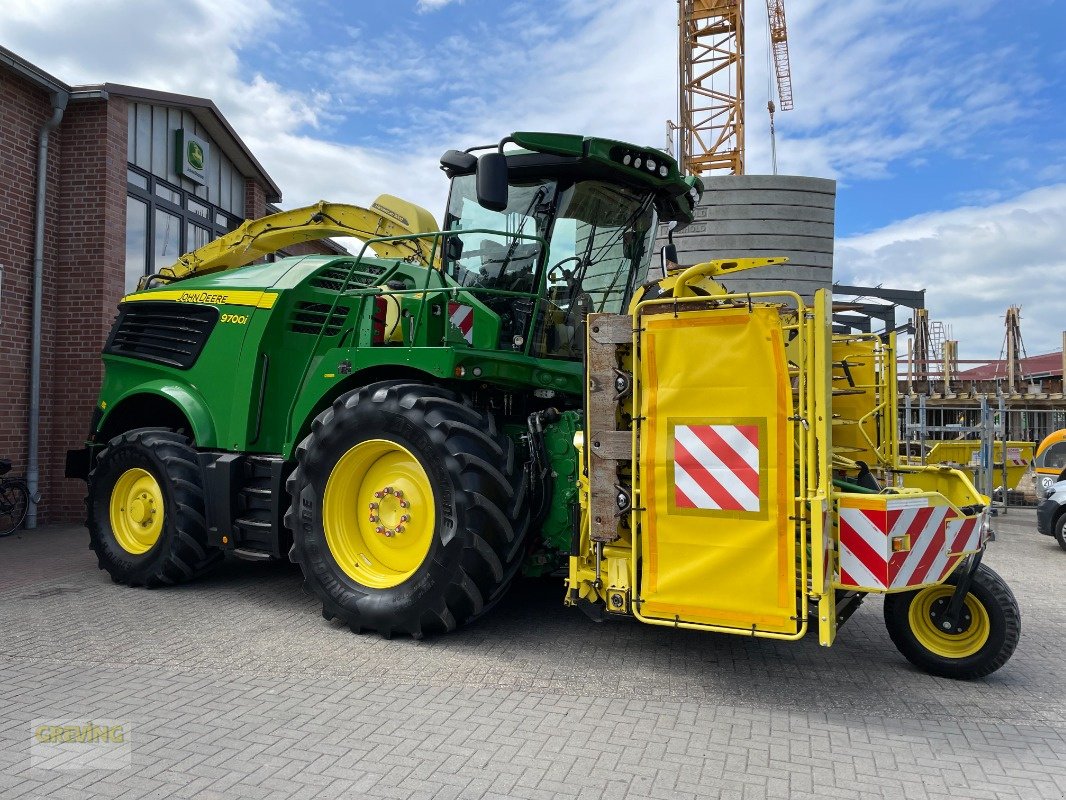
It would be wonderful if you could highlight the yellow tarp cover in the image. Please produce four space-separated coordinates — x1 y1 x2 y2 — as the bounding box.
637 306 797 633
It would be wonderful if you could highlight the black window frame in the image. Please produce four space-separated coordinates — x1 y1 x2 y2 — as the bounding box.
126 164 243 286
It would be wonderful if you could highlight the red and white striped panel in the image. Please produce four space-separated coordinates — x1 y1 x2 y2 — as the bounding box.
945 509 985 556
838 499 986 590
448 302 474 344
887 505 954 589
673 424 760 512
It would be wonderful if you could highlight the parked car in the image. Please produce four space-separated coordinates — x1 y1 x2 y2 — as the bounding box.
1034 429 1066 495
1036 479 1066 551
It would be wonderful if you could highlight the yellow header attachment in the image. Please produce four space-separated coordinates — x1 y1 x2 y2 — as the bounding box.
671 256 789 297
141 194 440 288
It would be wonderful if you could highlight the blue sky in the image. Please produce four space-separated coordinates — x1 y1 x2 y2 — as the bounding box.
2 0 1065 357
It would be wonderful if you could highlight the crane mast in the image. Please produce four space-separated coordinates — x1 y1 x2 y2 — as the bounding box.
677 0 745 176
676 0 794 176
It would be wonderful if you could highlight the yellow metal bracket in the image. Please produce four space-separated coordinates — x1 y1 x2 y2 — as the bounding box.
672 256 789 297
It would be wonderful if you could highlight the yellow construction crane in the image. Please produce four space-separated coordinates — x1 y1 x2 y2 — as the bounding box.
675 0 794 176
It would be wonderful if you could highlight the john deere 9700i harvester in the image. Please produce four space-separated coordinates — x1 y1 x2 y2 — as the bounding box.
68 132 1019 678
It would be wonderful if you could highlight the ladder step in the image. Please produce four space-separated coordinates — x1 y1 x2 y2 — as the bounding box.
234 517 271 530
232 548 273 562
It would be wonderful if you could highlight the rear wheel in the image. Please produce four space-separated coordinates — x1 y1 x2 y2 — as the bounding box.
286 381 530 638
87 429 221 587
0 481 29 536
884 562 1020 679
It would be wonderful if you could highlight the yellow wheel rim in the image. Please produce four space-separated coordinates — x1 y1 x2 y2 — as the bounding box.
908 585 991 659
109 467 164 555
323 439 435 589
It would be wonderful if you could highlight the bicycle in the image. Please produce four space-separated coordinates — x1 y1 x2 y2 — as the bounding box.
0 459 31 536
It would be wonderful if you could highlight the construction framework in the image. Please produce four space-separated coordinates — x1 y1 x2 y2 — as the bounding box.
678 0 745 175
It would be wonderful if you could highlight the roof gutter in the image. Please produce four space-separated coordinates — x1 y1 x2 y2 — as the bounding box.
26 89 69 528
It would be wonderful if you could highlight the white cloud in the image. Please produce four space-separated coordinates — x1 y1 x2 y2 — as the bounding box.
416 0 462 11
836 184 1066 358
2 0 1059 355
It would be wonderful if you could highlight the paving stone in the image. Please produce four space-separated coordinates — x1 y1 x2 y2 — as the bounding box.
0 512 1062 799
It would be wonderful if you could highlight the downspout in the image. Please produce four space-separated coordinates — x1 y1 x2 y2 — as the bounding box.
26 90 68 528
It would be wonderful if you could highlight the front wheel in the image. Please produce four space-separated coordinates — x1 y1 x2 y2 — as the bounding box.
87 429 221 587
884 562 1020 679
1054 514 1066 552
287 381 531 639
0 481 30 536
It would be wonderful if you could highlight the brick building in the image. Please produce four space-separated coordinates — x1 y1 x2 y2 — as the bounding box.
0 46 341 525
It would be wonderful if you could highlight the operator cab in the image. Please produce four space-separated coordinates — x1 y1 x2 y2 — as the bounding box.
439 133 702 360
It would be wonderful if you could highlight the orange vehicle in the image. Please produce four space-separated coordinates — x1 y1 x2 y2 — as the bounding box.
1034 430 1066 494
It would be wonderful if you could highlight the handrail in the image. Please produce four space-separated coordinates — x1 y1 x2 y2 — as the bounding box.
283 226 549 446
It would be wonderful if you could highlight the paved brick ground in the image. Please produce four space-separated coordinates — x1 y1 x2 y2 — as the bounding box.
0 510 1063 799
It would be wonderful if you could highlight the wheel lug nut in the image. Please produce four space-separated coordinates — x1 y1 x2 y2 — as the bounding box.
400 514 410 523
399 500 409 509
374 491 383 499
394 489 404 499
383 486 393 495
369 515 378 523
395 525 405 534
375 526 384 534
369 502 378 510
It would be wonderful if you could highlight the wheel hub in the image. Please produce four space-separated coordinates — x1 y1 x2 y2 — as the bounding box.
907 584 991 659
928 595 972 635
109 468 164 554
322 439 435 589
367 486 412 537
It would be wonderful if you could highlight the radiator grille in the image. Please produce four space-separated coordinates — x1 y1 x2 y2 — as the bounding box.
104 302 218 369
288 302 350 336
310 262 387 292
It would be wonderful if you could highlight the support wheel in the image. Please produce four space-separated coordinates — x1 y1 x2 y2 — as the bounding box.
286 381 530 639
87 429 221 587
884 562 1020 679
1054 514 1066 552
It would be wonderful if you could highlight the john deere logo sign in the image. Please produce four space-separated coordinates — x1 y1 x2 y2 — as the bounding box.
175 129 209 185
187 140 205 171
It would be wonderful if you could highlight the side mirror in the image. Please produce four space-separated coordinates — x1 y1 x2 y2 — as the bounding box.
444 236 463 262
440 149 477 177
660 243 678 276
476 152 509 212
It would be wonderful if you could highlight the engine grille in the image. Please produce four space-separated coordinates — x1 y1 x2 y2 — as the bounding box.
287 302 350 336
310 262 387 292
104 302 218 369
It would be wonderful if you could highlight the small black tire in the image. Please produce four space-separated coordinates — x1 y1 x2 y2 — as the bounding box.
87 429 222 587
883 562 1020 679
286 381 530 639
0 481 30 536
1054 513 1066 553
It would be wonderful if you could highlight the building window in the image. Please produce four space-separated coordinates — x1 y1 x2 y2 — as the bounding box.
126 165 242 289
125 196 149 293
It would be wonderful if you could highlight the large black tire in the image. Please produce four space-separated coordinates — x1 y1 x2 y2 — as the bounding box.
286 381 530 639
87 429 222 587
1054 513 1066 552
884 562 1020 679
